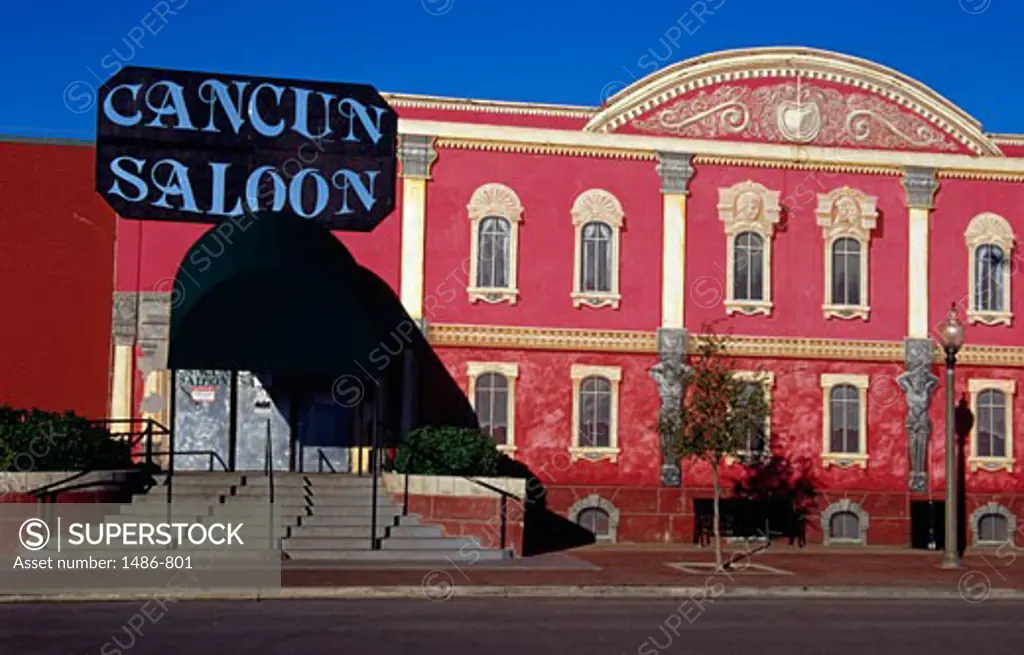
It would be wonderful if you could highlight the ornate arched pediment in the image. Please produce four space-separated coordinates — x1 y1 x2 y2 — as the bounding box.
586 48 1001 156
965 212 1014 251
571 189 624 227
816 187 879 241
717 181 781 236
467 183 524 223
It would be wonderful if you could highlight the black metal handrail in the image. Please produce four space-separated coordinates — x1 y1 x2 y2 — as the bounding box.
92 418 172 469
264 420 275 552
460 476 521 552
27 418 171 504
149 450 229 472
316 449 337 473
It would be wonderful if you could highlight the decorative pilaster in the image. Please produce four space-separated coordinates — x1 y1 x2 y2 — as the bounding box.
398 135 438 320
650 327 688 486
656 153 694 330
897 338 939 491
137 293 172 428
902 167 939 338
109 291 138 420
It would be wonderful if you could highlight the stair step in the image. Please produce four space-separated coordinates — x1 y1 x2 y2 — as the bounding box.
282 537 380 550
386 525 443 538
232 489 390 500
284 549 511 562
133 491 227 501
289 526 388 538
296 515 409 528
380 537 482 550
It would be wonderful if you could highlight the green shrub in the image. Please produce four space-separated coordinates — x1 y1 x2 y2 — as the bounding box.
390 426 500 476
0 406 133 472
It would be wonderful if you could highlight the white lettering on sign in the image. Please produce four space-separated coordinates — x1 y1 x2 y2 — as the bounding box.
101 77 388 145
107 156 378 218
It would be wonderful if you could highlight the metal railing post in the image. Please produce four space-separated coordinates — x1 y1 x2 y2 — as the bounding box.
500 494 507 551
370 400 380 550
144 420 154 470
265 419 275 553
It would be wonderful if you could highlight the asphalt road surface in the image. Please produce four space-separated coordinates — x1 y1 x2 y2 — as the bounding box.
1 598 1022 654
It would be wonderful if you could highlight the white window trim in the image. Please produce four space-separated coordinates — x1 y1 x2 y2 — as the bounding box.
571 189 623 309
967 378 1015 473
820 373 869 469
965 212 1014 326
570 364 621 462
816 187 878 321
467 183 523 305
467 361 519 455
717 181 781 316
728 371 774 463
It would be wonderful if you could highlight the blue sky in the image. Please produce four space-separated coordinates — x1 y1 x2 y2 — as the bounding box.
1 0 1021 140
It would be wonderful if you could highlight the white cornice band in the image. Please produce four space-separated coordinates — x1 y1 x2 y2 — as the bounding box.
398 118 1024 176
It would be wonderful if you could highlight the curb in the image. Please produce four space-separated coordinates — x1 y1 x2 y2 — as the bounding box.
1 585 1023 603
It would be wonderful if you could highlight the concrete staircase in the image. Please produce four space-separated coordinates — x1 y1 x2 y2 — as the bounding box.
119 472 512 562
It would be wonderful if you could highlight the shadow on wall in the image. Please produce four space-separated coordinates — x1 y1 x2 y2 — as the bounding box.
955 394 974 556
167 211 476 446
496 457 597 556
712 455 819 546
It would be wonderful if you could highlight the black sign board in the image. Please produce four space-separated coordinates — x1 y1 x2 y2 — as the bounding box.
95 67 397 231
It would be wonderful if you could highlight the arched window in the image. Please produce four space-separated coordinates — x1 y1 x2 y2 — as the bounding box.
817 187 878 320
978 513 1009 544
476 217 511 289
571 189 624 309
733 232 765 302
733 373 774 459
577 507 611 538
467 183 523 304
976 389 1007 458
580 222 613 293
578 376 612 448
968 379 1015 471
570 365 621 462
569 494 620 542
829 384 861 454
718 182 781 316
821 374 869 468
467 362 519 453
975 244 1006 313
966 213 1014 325
474 372 509 446
831 237 862 306
829 511 860 541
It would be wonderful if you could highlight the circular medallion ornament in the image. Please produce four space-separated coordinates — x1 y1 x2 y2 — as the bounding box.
776 100 822 143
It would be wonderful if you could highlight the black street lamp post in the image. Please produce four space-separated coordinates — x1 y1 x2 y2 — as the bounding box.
936 303 965 569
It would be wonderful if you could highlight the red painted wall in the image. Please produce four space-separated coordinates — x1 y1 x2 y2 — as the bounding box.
113 205 402 294
0 140 115 417
423 148 662 331
929 179 1024 347
685 165 909 341
434 347 660 486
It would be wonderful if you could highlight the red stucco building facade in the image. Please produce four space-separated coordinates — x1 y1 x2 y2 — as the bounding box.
6 47 1024 548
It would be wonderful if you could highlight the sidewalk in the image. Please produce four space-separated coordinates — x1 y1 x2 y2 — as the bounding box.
3 547 1023 603
279 546 1024 592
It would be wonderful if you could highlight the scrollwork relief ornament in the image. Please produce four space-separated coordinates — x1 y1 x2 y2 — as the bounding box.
631 81 960 152
897 338 939 492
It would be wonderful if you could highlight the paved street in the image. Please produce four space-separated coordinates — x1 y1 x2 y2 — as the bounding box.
1 598 1022 654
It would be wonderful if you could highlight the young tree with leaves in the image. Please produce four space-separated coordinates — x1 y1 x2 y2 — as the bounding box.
662 333 770 571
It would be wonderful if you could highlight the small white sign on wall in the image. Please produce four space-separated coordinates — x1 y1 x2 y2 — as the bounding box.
190 386 216 403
